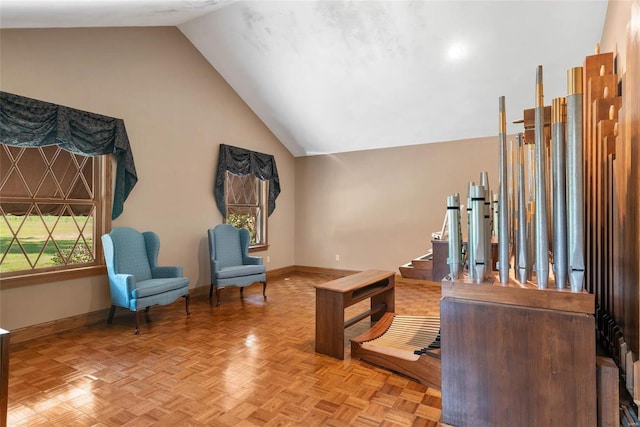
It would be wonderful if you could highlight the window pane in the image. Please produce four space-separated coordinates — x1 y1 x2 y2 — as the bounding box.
224 171 268 246
227 207 260 244
225 171 258 205
0 145 102 276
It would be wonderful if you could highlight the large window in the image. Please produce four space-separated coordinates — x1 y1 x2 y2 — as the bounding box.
0 144 110 284
224 171 268 248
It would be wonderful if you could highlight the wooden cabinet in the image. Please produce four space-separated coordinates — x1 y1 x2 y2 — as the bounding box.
440 279 596 427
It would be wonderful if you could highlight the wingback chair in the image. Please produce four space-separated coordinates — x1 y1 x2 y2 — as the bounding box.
208 224 267 306
102 227 190 334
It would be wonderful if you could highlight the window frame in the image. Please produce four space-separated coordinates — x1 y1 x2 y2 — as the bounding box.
223 171 269 252
0 148 112 289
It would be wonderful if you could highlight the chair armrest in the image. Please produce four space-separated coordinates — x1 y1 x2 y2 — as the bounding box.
108 273 136 307
243 256 263 266
152 266 183 278
111 273 136 292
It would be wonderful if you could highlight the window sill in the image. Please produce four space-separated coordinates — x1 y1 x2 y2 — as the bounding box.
0 265 107 290
249 244 270 253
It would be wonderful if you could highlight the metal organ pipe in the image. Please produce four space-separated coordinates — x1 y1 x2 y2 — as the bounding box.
552 97 568 289
467 182 475 280
443 66 585 292
516 133 529 284
566 67 585 293
470 185 487 283
498 96 510 284
526 142 536 281
509 138 517 267
447 193 463 279
479 172 492 278
534 65 550 288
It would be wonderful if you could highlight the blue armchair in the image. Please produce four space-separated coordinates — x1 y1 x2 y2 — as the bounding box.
208 224 267 306
102 227 190 334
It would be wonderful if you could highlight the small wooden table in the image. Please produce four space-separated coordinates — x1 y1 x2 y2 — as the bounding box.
314 269 395 359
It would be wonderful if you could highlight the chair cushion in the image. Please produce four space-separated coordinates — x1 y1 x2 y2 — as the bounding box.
132 277 190 298
216 264 266 279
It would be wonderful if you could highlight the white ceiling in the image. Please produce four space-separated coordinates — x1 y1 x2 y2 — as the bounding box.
1 0 609 157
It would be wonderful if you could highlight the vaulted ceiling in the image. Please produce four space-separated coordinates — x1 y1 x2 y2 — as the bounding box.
1 1 609 157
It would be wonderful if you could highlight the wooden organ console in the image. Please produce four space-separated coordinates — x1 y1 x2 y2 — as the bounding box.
440 277 596 427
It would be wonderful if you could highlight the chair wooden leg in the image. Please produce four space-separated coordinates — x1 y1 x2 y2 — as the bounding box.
262 281 267 300
209 284 213 299
240 287 244 299
215 287 221 307
134 310 141 335
184 294 191 315
144 306 150 313
107 305 116 324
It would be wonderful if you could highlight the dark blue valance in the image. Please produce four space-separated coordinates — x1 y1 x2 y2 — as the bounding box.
214 144 280 217
0 91 137 219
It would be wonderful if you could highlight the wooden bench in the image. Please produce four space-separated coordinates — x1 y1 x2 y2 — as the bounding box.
314 269 395 359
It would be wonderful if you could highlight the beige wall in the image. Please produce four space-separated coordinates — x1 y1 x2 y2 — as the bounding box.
0 27 296 330
294 137 499 273
601 0 634 74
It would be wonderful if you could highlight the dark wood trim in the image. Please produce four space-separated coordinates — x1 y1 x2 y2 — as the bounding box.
266 265 296 279
0 328 9 427
9 308 112 344
248 244 269 253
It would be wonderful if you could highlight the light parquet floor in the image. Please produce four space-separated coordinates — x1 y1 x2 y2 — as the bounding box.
7 272 444 426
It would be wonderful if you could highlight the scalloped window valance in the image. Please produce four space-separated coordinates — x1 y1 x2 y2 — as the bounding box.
214 144 280 217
